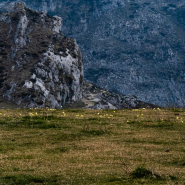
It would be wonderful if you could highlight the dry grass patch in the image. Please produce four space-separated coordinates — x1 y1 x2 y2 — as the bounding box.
0 108 184 184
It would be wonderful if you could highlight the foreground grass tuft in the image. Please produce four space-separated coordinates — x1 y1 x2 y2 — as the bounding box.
131 166 161 179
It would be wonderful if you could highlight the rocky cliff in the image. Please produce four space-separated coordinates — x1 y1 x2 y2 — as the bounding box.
0 2 83 108
0 2 158 110
1 0 185 107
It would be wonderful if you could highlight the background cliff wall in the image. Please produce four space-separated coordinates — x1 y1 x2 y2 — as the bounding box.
1 0 185 107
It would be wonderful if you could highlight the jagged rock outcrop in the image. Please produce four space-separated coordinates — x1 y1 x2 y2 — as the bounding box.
82 82 158 110
0 2 159 110
1 0 185 107
0 2 83 108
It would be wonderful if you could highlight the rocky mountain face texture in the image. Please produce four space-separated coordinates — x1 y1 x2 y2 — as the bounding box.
1 0 185 107
82 82 157 110
0 3 83 108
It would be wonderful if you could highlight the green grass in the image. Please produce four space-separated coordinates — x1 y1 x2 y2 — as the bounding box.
0 108 184 184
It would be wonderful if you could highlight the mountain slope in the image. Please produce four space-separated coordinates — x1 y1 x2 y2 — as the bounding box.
1 0 185 107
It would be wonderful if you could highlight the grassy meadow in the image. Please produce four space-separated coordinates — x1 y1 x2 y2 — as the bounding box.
0 108 184 184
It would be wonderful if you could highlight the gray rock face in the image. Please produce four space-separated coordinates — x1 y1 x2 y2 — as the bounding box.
82 82 158 110
0 2 83 108
1 0 185 107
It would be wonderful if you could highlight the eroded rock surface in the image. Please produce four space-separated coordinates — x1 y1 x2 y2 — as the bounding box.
0 2 83 108
82 82 157 110
1 0 184 107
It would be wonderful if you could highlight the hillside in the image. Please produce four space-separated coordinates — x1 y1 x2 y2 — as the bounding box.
1 0 185 107
0 2 159 109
